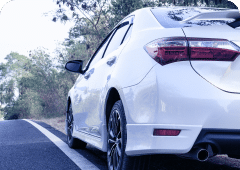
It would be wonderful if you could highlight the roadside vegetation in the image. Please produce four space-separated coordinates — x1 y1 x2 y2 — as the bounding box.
35 115 66 134
0 0 237 120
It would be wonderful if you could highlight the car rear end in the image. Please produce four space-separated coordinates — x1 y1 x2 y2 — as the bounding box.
121 7 240 159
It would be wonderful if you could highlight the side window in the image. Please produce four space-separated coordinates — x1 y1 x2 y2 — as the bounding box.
88 32 113 68
103 16 134 58
103 22 129 58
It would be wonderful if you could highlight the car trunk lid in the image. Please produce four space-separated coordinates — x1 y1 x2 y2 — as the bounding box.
182 25 240 93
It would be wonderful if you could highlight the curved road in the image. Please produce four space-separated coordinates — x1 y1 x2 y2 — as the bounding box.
0 119 240 170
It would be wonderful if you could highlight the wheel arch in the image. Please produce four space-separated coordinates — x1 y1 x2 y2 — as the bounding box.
67 97 71 112
105 87 121 129
65 96 72 135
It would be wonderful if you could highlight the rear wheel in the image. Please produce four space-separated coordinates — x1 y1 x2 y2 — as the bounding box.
67 103 87 149
107 100 151 170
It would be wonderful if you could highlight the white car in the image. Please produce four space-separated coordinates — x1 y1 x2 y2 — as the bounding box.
65 7 240 170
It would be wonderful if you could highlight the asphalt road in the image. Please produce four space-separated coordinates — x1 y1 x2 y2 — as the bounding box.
0 120 107 170
1 120 240 170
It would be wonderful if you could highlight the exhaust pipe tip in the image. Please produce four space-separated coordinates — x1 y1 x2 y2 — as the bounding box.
197 149 209 161
179 145 213 161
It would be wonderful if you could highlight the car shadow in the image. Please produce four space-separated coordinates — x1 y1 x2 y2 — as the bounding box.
150 154 240 170
74 147 240 170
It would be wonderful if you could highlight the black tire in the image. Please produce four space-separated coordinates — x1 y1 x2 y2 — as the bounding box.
107 100 151 170
67 103 87 149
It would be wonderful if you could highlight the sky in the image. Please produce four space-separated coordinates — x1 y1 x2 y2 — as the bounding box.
0 0 74 63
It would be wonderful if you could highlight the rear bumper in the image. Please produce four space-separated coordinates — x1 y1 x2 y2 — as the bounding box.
126 125 240 156
125 124 202 156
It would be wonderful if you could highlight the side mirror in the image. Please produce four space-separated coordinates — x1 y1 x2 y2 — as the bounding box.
65 60 84 74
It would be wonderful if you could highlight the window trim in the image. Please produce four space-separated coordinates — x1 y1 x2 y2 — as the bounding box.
101 21 130 59
120 24 133 45
82 29 114 73
83 15 135 73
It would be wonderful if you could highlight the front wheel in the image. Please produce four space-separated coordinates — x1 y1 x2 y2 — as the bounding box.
107 100 151 170
66 103 87 149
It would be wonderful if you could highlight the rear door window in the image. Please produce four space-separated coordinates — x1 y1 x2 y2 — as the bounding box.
88 32 113 68
103 16 133 58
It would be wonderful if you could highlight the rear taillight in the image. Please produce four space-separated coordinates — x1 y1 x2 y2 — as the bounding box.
144 37 188 65
188 38 240 61
144 37 240 65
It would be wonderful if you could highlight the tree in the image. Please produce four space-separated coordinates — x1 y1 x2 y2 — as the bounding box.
109 0 144 25
0 50 73 119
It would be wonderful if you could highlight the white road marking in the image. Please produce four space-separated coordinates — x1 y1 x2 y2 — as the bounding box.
23 119 100 170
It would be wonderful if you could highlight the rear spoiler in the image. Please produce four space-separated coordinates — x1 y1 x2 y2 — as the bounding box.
181 10 240 23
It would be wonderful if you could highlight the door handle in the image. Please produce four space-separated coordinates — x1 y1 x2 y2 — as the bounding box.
84 68 94 79
84 72 91 79
107 56 116 66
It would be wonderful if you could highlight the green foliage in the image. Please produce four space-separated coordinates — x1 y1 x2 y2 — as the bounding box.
110 0 143 23
51 0 112 64
109 0 153 26
1 50 77 120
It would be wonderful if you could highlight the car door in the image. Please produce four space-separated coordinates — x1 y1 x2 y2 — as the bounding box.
73 31 114 132
82 16 134 138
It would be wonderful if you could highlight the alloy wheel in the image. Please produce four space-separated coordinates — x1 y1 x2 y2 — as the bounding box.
67 106 74 143
107 109 122 170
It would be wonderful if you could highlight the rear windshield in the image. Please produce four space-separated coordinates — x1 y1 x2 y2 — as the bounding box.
151 7 234 28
